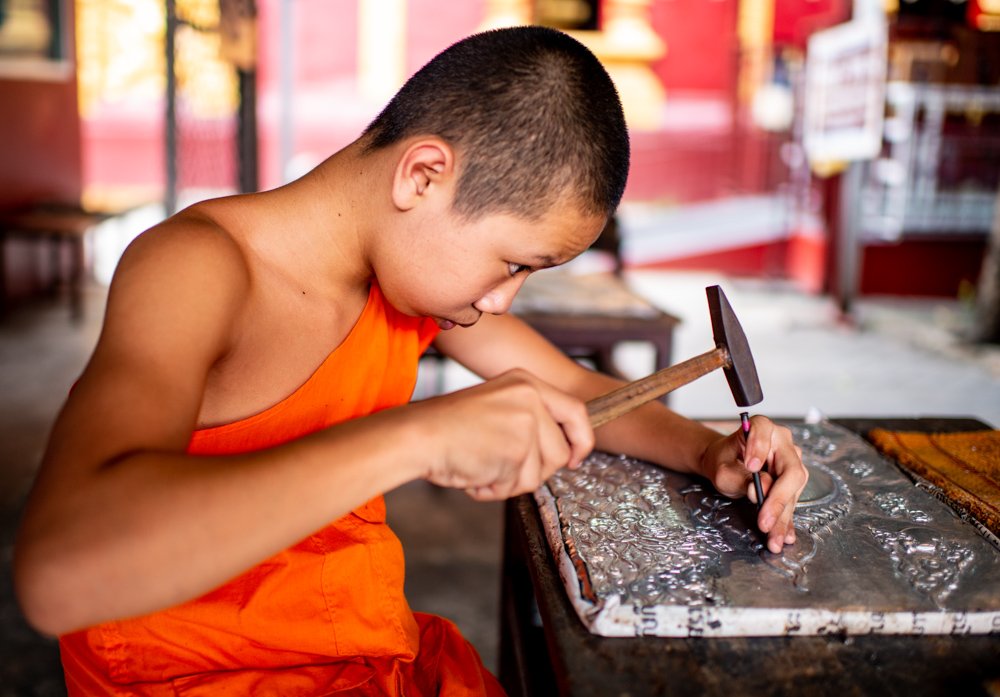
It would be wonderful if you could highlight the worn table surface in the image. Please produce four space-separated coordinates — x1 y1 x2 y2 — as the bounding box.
511 273 680 377
499 417 1000 697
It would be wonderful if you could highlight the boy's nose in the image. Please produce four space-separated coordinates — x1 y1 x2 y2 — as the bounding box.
474 276 526 315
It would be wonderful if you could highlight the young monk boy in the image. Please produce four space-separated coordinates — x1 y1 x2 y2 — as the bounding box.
14 26 807 696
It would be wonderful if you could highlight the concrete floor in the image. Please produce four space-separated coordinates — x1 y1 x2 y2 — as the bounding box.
1 290 103 697
2 273 999 695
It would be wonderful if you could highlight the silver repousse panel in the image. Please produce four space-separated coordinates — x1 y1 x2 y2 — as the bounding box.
536 421 1000 637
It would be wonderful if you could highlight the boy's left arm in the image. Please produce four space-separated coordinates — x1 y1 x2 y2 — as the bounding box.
434 312 807 554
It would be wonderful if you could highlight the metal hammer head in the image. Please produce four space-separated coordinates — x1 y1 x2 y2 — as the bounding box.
706 285 763 408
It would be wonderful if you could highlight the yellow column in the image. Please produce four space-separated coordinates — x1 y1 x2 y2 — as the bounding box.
358 0 407 102
571 0 667 130
479 0 667 130
737 0 775 104
480 0 534 29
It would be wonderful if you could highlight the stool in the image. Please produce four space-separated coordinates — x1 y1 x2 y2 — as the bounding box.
0 205 106 319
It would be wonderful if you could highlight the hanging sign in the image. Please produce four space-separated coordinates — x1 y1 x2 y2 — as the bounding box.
803 19 887 163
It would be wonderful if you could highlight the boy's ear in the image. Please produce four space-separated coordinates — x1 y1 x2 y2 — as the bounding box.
391 138 455 211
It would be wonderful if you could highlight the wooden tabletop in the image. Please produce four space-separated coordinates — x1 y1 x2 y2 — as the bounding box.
499 417 1000 697
512 273 680 377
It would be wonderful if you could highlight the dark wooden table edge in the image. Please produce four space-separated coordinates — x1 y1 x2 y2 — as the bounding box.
498 416 1000 697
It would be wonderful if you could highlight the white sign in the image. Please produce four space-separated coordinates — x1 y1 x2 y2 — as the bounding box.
803 19 887 163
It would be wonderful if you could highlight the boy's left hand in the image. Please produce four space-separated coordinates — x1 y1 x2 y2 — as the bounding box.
699 416 807 554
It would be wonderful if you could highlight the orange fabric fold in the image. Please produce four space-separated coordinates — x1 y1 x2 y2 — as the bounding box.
59 284 505 696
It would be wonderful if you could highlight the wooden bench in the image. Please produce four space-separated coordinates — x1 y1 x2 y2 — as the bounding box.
506 217 680 381
511 271 679 379
0 205 109 319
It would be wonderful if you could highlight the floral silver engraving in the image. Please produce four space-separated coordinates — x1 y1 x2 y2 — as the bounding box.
536 421 1000 637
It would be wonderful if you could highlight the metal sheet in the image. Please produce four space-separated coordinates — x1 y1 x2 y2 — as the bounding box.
535 421 1000 637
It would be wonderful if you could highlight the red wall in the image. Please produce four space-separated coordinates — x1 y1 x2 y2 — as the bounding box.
860 237 986 297
774 0 851 49
0 76 83 208
650 0 738 92
0 2 83 304
0 0 81 208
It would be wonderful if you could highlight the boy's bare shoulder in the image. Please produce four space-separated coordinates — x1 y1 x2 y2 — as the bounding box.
122 205 250 279
111 203 255 311
98 203 258 363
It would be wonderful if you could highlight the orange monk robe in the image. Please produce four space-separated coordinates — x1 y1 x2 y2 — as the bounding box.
59 283 506 696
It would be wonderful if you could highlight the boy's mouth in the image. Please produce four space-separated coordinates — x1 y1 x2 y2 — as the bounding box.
435 313 481 330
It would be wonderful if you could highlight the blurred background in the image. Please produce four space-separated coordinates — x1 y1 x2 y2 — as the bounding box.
2 0 1000 693
3 0 1000 302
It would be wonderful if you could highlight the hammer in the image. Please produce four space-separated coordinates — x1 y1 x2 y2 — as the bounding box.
585 285 765 503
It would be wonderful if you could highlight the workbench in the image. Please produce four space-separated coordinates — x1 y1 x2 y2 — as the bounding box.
511 272 680 378
421 273 679 396
498 417 1000 697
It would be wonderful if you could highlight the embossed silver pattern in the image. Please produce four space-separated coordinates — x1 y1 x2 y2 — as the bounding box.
868 526 975 604
871 491 933 523
535 421 1000 637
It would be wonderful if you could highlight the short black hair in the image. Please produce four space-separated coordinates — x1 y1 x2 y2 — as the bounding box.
362 26 630 221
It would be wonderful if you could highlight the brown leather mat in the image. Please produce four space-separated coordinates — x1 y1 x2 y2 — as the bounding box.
869 428 1000 537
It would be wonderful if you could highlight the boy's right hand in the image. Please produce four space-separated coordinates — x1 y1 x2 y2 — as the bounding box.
414 369 594 500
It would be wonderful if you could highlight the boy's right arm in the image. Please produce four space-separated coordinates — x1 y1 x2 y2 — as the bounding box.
14 219 407 636
13 219 590 637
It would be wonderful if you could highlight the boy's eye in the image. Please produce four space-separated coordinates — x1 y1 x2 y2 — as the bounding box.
508 262 532 276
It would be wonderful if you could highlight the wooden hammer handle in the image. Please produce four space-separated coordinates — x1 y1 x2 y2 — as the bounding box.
586 346 731 429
